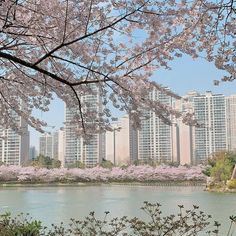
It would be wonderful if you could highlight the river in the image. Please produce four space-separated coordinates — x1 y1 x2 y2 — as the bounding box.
0 185 235 234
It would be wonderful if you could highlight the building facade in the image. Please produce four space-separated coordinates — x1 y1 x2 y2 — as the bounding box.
172 95 195 165
130 89 175 164
106 115 130 165
58 128 65 166
64 86 105 167
192 92 227 164
173 91 227 165
226 95 236 151
39 128 65 161
0 115 29 165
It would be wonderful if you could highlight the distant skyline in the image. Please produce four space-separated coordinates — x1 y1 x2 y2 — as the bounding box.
29 55 236 150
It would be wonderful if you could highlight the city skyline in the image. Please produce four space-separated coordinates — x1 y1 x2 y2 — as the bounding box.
34 90 236 167
29 55 236 149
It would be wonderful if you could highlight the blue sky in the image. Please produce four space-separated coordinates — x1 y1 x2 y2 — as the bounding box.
30 55 236 149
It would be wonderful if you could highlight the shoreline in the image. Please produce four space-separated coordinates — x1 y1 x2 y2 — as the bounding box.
1 181 235 192
206 186 236 193
0 180 206 187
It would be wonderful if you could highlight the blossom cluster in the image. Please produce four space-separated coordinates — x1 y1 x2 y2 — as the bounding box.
0 165 206 183
0 0 234 135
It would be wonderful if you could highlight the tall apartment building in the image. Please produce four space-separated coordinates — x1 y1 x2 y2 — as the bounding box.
130 88 175 164
0 115 29 165
39 133 53 158
162 91 236 165
226 95 236 151
106 115 130 165
191 91 227 164
173 91 227 165
39 128 65 161
58 128 65 166
173 93 196 165
64 86 105 167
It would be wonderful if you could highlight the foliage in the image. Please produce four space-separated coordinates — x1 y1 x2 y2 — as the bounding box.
0 212 42 236
0 202 236 235
0 0 234 135
206 152 236 183
226 179 236 189
0 165 206 183
30 155 61 169
202 166 211 177
210 159 232 183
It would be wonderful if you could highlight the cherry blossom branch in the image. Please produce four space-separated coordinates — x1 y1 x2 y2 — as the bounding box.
33 2 148 66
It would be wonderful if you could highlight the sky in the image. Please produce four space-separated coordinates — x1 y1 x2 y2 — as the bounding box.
30 54 236 150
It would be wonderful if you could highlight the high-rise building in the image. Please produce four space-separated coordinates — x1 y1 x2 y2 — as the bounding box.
39 128 65 161
64 86 105 167
0 115 29 165
173 95 195 165
130 88 175 164
226 95 236 151
168 91 235 165
39 133 53 158
58 128 65 166
106 115 130 165
190 91 227 164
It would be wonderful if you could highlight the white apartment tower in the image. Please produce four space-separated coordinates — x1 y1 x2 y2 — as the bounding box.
39 128 65 161
226 95 236 151
191 91 227 164
131 89 174 164
0 116 29 165
172 91 232 165
58 128 65 166
65 86 105 167
39 133 53 158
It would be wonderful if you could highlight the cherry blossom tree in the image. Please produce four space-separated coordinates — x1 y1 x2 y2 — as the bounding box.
0 165 206 182
0 0 235 135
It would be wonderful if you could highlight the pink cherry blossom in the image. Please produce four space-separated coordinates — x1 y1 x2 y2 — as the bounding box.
0 0 234 135
0 165 206 183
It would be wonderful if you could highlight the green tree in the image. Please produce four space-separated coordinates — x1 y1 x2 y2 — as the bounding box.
207 152 236 183
210 158 232 183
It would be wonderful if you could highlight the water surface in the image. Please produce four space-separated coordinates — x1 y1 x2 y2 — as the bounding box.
0 185 235 234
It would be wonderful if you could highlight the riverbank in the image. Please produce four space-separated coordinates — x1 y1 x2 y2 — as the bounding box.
206 183 236 193
204 179 236 193
206 187 236 193
0 180 206 187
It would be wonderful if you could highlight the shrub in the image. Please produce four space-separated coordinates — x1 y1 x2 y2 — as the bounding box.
210 158 232 183
206 151 236 183
0 212 42 236
226 179 236 189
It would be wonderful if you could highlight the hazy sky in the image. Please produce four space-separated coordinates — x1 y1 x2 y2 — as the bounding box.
30 55 236 149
